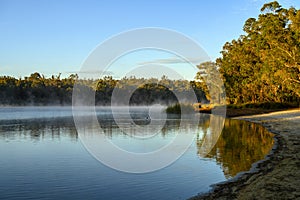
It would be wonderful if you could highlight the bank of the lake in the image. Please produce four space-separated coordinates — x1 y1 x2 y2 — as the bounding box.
190 109 300 200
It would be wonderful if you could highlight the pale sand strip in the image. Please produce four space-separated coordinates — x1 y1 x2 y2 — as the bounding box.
190 109 300 200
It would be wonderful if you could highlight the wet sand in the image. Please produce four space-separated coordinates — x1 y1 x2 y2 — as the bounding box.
190 109 300 200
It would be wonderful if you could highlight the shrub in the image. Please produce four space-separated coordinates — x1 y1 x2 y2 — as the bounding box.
166 103 195 114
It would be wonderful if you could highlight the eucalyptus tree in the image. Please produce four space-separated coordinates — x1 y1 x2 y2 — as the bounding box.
217 1 300 104
195 61 225 104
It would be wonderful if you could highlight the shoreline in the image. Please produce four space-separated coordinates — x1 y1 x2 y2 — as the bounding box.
190 109 300 200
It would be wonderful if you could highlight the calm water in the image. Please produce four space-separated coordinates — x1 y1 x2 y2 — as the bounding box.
0 107 274 200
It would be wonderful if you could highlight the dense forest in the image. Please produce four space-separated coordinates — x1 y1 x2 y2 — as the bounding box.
0 73 207 106
217 1 300 104
0 1 299 106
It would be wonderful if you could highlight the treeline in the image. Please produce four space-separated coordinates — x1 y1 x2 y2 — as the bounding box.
2 2 299 107
215 1 300 104
0 73 207 106
0 73 75 105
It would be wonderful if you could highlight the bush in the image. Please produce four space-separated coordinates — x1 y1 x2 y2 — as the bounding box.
166 103 195 114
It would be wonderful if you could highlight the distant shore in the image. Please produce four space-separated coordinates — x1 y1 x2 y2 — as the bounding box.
190 109 300 200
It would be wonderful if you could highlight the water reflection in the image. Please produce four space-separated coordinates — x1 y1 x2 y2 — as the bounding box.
0 118 78 142
198 118 274 178
0 113 274 179
196 115 225 157
0 114 228 200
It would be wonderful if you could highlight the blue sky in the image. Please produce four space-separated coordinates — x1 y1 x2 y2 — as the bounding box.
1 0 299 78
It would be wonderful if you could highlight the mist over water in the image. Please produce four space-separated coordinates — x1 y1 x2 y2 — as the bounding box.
0 107 274 200
0 106 166 121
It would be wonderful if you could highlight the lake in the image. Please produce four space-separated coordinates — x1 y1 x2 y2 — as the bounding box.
0 107 274 200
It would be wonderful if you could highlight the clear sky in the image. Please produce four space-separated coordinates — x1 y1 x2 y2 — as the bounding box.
1 0 299 78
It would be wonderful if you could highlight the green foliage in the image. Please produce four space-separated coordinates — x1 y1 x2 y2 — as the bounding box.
0 73 207 106
165 103 195 114
0 73 77 105
217 1 300 105
195 61 225 104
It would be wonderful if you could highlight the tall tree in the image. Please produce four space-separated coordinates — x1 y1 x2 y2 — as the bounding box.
217 1 300 104
195 61 225 104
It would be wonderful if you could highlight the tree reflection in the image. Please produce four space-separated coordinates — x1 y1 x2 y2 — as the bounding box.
197 117 274 178
0 118 78 142
0 113 274 179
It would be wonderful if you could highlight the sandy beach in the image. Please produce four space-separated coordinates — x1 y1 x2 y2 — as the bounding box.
190 109 300 200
